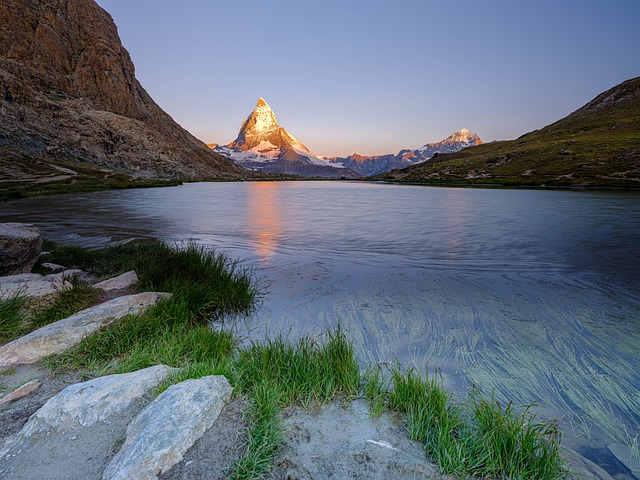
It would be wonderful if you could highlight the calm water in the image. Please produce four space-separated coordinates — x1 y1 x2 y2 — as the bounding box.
2 181 639 473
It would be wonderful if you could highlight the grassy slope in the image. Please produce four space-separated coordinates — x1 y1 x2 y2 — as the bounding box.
0 155 185 201
373 76 640 187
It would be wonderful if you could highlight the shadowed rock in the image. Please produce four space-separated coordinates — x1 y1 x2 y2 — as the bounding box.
103 376 232 480
0 223 43 276
0 292 171 367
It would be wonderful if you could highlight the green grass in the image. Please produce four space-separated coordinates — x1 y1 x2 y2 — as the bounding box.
229 329 360 480
32 240 567 479
364 365 567 479
30 280 101 328
0 294 27 342
45 241 256 375
373 76 640 188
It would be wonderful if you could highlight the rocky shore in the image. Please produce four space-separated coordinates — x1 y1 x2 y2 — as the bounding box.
0 223 619 479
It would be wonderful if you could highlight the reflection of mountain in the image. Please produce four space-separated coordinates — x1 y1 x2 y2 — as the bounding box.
211 98 360 179
246 182 282 261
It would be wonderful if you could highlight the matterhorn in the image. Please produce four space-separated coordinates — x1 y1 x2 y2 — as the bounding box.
212 98 359 178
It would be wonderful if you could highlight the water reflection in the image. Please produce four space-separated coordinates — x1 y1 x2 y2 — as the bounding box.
1 182 640 476
245 182 283 262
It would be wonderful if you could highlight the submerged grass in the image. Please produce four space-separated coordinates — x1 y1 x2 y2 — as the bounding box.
32 240 567 479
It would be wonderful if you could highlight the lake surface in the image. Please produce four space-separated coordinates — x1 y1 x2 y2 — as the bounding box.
2 181 639 474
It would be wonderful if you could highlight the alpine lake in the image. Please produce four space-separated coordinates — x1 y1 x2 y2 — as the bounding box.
2 181 639 477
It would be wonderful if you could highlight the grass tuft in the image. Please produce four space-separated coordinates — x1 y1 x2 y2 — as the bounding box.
0 294 28 343
31 280 101 328
364 365 567 479
231 382 283 480
233 329 360 408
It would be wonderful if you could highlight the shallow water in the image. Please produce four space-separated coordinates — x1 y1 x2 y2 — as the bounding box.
2 181 639 474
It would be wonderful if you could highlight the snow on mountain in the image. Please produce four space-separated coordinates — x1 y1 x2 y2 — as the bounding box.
211 98 359 178
327 129 483 177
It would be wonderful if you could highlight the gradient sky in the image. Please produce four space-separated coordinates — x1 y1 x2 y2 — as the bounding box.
94 0 640 157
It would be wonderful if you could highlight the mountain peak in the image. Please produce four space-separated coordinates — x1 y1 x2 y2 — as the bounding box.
441 128 482 146
228 98 310 154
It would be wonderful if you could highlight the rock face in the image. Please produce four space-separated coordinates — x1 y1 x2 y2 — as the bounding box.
213 98 360 179
327 128 483 177
103 376 233 480
0 0 245 181
0 223 43 275
0 292 171 367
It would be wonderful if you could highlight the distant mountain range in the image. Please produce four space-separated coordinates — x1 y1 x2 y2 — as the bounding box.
374 77 640 187
211 99 482 178
212 99 359 179
325 129 482 176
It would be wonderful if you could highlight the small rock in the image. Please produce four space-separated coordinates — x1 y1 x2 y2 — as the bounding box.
103 376 233 480
40 262 66 273
19 366 175 437
0 292 172 367
0 380 42 406
0 270 82 302
0 223 43 276
94 270 139 293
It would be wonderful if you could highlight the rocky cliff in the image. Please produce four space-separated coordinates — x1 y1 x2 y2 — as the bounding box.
212 98 360 179
0 0 244 181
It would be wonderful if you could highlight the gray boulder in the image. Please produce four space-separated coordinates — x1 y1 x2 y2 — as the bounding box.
94 270 139 293
0 223 43 275
19 365 175 437
0 292 171 367
0 269 83 302
103 376 233 480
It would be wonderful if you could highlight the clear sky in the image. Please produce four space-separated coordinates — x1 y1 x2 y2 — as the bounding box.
95 0 640 157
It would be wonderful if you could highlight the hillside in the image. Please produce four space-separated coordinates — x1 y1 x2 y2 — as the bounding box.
373 77 640 187
0 0 245 198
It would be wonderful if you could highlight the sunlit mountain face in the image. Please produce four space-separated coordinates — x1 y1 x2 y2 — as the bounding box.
211 98 360 179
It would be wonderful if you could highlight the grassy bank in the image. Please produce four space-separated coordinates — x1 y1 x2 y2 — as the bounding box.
1 241 567 479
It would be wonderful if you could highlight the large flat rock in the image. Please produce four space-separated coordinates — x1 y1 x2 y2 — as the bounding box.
0 223 43 276
0 292 171 367
103 376 232 480
0 366 176 480
19 365 176 437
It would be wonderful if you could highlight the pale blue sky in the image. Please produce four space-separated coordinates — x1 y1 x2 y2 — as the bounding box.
95 0 639 156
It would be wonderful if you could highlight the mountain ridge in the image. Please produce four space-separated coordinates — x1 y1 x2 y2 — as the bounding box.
372 77 640 187
327 128 483 177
